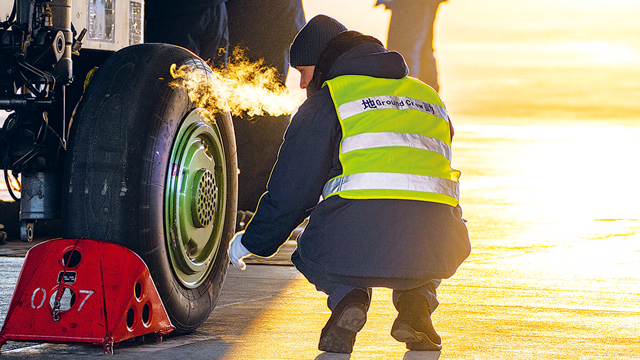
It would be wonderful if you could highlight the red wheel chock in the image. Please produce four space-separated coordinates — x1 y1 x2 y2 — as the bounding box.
0 238 174 354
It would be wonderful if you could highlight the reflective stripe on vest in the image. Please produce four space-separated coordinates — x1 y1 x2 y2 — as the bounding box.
341 132 452 161
322 172 459 201
323 75 460 206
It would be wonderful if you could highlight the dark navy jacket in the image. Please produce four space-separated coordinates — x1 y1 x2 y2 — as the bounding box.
241 32 470 280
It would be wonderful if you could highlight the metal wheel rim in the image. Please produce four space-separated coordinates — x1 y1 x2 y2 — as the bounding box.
165 108 226 288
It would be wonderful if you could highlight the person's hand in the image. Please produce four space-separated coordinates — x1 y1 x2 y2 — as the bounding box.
228 231 251 270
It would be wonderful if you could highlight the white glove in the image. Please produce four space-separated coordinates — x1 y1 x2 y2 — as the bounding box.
228 231 251 270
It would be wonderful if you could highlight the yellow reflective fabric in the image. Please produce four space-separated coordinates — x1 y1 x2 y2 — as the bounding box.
323 75 460 207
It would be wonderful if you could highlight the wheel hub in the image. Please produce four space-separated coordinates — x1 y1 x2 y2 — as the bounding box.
165 108 227 288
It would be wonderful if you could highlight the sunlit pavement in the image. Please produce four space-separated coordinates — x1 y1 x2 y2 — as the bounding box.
1 124 639 359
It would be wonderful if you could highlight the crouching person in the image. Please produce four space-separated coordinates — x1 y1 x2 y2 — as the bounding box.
228 15 471 354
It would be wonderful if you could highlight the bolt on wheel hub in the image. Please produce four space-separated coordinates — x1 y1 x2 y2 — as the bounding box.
191 169 218 228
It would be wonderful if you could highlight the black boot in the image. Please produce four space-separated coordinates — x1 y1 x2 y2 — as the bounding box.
318 289 370 354
391 292 442 351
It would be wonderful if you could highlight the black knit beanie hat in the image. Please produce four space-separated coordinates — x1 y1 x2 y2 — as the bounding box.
290 15 348 67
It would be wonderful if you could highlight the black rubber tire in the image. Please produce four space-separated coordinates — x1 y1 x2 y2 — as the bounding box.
62 44 238 333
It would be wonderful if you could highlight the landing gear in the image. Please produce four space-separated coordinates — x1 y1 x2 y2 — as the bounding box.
64 44 238 333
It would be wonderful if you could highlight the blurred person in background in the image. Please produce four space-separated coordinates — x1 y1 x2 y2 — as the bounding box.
228 15 470 354
145 0 230 66
226 0 305 215
377 0 448 92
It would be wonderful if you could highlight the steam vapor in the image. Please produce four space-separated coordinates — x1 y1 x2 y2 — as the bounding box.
169 48 302 117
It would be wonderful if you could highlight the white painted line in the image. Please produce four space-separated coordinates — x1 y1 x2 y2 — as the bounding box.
216 294 276 308
3 343 50 354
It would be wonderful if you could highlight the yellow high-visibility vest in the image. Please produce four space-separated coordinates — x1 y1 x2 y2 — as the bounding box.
323 75 461 207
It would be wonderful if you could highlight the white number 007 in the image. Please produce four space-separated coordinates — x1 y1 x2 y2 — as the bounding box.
30 287 95 311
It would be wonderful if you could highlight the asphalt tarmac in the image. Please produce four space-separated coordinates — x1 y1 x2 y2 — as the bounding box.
1 124 639 359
